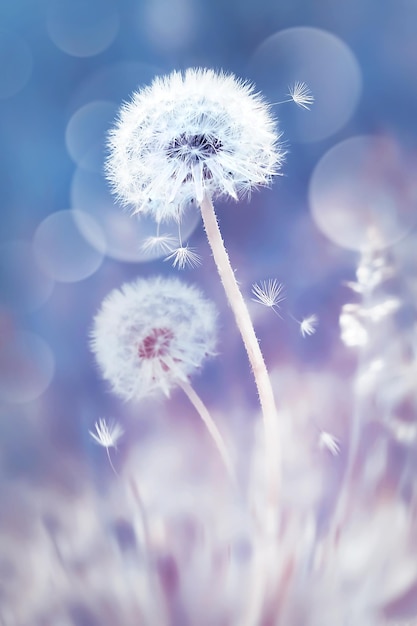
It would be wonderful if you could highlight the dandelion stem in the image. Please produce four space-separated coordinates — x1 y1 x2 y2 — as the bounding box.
106 446 119 476
199 193 280 495
177 377 236 483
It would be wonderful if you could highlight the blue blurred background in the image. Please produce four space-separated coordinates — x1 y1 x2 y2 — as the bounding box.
1 0 416 461
1 0 417 543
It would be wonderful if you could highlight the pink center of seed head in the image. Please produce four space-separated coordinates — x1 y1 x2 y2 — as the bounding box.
138 327 174 361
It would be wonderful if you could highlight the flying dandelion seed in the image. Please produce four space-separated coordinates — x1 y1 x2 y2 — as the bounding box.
89 418 124 474
299 314 318 337
287 81 315 110
141 234 177 255
251 279 285 315
274 81 315 110
287 312 319 337
164 246 202 270
89 418 124 447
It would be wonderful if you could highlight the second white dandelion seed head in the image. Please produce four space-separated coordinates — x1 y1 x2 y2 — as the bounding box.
90 277 217 401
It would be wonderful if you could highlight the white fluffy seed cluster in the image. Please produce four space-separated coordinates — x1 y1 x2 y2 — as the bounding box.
106 68 284 221
90 277 217 401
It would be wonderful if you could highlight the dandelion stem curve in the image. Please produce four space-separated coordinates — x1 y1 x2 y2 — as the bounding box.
199 193 280 494
106 447 119 476
177 377 235 483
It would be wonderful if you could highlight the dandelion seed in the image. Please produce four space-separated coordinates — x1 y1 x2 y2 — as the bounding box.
251 279 285 313
106 68 284 219
164 246 202 270
141 234 176 255
90 277 217 401
89 418 124 475
287 82 314 109
251 279 285 308
275 81 315 110
318 431 340 456
299 314 318 337
89 418 124 448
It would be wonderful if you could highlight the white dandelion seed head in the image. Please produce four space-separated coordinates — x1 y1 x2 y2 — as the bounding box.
106 68 284 220
89 418 124 448
90 277 217 401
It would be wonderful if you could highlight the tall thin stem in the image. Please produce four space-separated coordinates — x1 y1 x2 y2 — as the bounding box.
106 446 119 476
199 193 280 494
177 377 236 483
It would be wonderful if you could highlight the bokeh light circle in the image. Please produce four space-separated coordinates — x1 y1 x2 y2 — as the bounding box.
309 135 417 251
46 0 119 58
248 27 362 142
0 31 33 99
65 100 116 172
0 241 54 312
71 167 201 263
0 331 55 404
33 210 105 282
141 0 199 52
69 61 162 110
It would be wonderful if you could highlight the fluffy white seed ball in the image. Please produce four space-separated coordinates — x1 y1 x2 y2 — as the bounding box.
90 277 217 401
106 68 284 221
